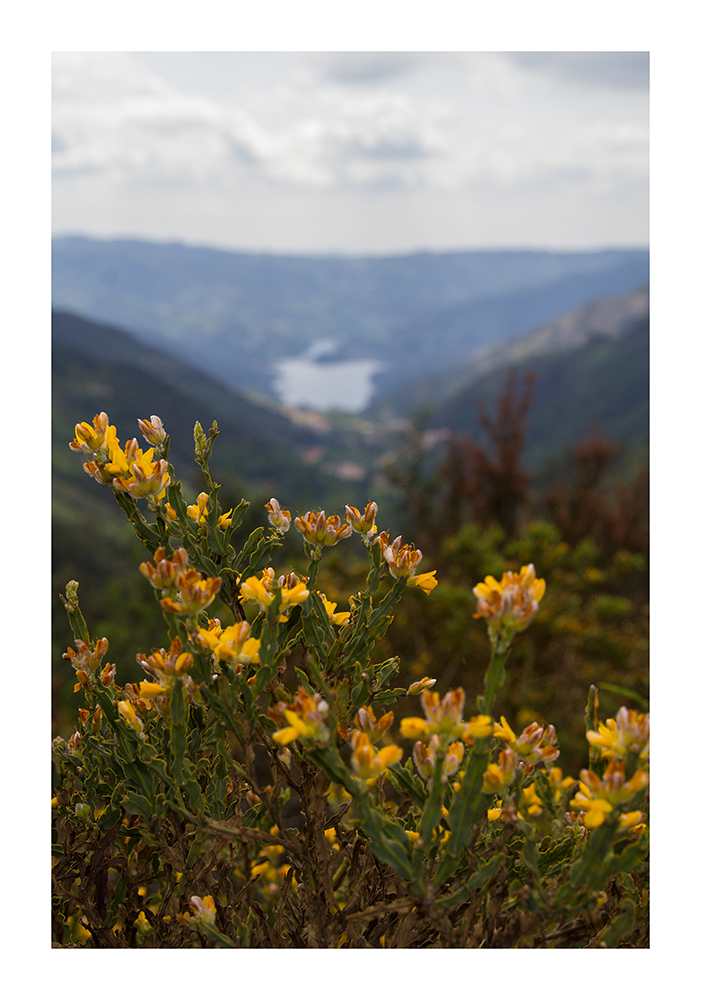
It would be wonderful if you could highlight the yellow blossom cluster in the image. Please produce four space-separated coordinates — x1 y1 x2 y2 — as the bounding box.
185 491 233 530
413 735 464 783
400 687 493 743
62 636 111 692
139 546 221 616
269 688 330 746
586 706 649 762
71 412 170 500
349 730 403 783
294 509 353 549
240 568 310 618
473 564 545 644
569 760 649 829
265 498 292 532
344 501 378 539
375 531 438 593
493 716 560 768
196 619 261 672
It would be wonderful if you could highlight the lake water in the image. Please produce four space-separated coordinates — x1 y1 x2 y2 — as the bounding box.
273 344 384 412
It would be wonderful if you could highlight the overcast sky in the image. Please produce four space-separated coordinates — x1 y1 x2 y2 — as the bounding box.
52 51 648 256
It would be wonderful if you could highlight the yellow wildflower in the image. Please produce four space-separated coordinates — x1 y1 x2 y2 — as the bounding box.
319 593 351 626
349 730 403 781
186 491 233 529
240 568 310 617
344 501 378 538
139 546 189 590
407 676 437 697
482 748 517 795
136 636 194 679
407 570 438 594
518 784 544 819
473 564 545 642
412 735 464 782
113 448 170 499
118 700 144 735
137 414 166 446
294 510 352 548
134 911 152 935
401 687 469 742
196 620 261 670
493 716 560 766
354 705 394 742
138 681 169 699
569 760 649 828
159 568 222 615
271 688 329 746
69 411 110 455
586 706 649 762
265 498 291 532
178 895 217 929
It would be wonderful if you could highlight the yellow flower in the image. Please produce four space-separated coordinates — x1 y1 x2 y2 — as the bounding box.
138 681 169 699
400 716 430 739
482 748 517 794
319 593 351 626
493 716 560 766
376 531 423 579
407 676 437 697
294 510 352 548
407 570 438 594
113 448 170 499
463 714 495 740
136 636 194 678
473 564 545 641
69 412 110 455
569 760 649 828
586 706 649 762
137 414 166 446
134 911 152 935
349 730 403 781
240 570 275 610
344 501 378 538
159 568 222 615
179 895 217 928
118 700 144 734
354 705 394 742
412 735 463 782
185 491 233 528
271 688 329 745
518 784 544 819
265 498 291 532
139 546 189 590
240 569 310 617
197 620 261 670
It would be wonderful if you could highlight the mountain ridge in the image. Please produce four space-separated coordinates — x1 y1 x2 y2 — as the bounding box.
52 236 649 406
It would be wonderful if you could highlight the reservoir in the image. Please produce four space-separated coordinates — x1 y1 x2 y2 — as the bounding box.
273 341 383 412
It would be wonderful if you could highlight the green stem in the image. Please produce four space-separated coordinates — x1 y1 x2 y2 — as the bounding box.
478 647 510 716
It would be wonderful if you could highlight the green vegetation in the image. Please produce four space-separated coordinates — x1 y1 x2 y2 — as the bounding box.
52 410 649 948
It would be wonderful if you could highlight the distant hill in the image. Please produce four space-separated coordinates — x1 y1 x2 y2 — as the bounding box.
52 236 649 406
424 313 649 473
370 286 649 419
52 309 337 507
367 264 650 404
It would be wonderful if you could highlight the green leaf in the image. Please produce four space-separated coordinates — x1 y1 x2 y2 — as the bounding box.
437 853 505 908
600 897 637 947
122 791 154 819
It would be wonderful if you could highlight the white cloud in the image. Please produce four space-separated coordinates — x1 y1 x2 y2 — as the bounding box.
51 51 648 252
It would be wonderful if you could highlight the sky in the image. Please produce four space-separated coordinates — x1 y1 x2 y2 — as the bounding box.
52 50 649 255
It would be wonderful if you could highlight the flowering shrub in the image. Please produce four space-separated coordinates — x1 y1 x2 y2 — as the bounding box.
52 414 649 948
